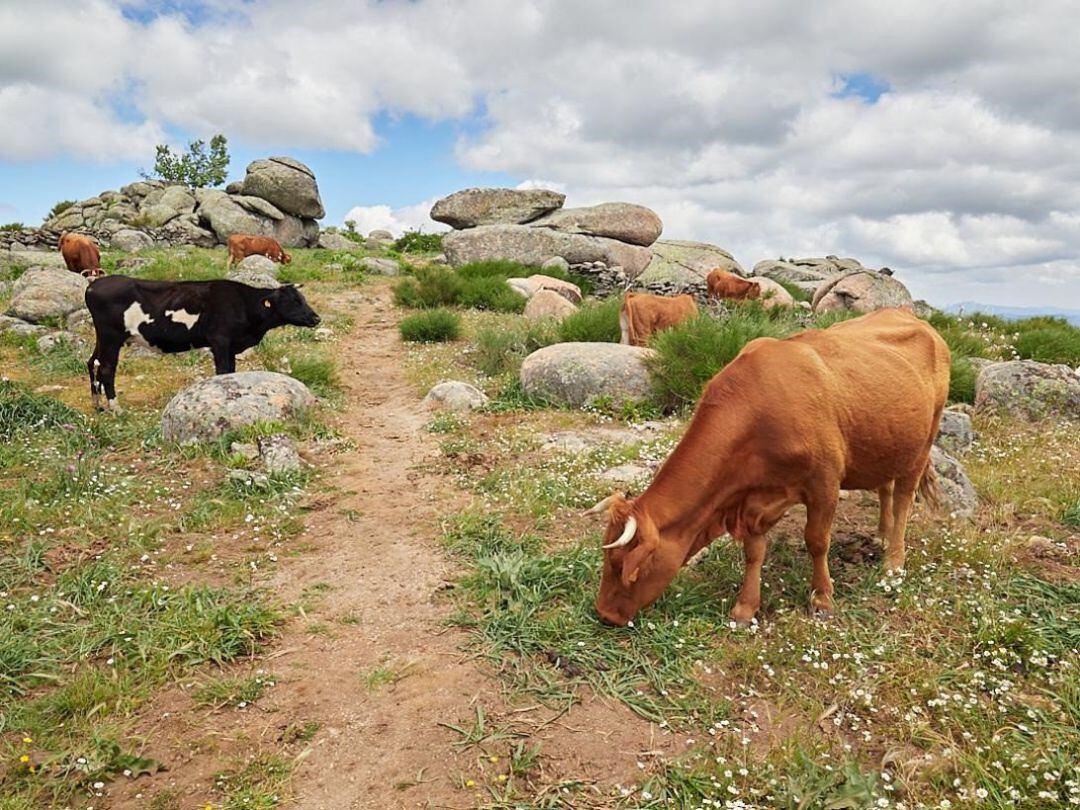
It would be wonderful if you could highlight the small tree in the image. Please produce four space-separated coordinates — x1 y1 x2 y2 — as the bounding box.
142 134 230 188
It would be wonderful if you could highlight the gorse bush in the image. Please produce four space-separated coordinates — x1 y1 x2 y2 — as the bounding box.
393 230 444 254
557 295 623 343
399 308 462 342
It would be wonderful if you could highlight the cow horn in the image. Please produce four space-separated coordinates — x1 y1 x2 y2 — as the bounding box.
603 516 637 549
582 495 615 516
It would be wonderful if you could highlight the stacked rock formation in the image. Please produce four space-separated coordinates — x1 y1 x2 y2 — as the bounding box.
434 188 661 278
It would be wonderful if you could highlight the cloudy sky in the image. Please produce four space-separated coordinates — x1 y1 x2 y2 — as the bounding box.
2 0 1079 308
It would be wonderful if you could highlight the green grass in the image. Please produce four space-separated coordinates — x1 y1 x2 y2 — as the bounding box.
557 295 623 342
770 277 811 302
213 755 293 809
193 673 275 709
472 318 557 377
399 308 462 342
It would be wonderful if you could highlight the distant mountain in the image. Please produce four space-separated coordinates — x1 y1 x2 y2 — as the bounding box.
944 301 1080 326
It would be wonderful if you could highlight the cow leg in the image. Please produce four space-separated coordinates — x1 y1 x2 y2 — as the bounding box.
804 493 838 617
731 533 767 625
210 344 236 374
884 475 919 573
95 341 122 412
877 481 895 541
87 343 102 409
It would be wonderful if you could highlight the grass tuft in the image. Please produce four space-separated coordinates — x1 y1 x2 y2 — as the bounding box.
399 308 462 343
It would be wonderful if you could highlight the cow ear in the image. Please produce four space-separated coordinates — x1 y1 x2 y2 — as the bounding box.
620 512 660 588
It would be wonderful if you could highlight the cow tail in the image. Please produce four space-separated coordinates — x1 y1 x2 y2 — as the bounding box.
917 456 940 512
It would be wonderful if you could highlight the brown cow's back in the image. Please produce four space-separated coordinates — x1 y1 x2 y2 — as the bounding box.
620 292 698 346
59 233 101 276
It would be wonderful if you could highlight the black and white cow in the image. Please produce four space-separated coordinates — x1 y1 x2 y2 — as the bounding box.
84 275 320 410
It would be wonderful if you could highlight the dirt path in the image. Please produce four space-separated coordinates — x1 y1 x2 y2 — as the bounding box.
114 285 670 809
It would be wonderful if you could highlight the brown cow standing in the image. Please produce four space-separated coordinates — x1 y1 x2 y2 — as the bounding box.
225 235 292 270
618 292 698 347
586 308 950 627
59 233 102 278
706 268 759 302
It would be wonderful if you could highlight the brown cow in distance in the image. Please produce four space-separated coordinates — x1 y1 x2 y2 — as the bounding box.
59 232 102 278
226 235 292 270
706 268 760 302
586 308 950 627
618 292 698 347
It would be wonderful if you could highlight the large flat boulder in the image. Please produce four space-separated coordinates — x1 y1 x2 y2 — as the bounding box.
636 239 744 285
161 371 317 444
443 224 652 276
5 266 88 323
0 248 66 271
520 342 656 408
431 188 565 228
240 156 325 219
812 271 913 314
975 360 1080 419
528 203 662 247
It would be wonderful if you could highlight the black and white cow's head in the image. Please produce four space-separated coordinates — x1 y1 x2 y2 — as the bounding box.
264 284 320 328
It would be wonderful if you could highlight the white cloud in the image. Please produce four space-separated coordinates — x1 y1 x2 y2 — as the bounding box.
341 198 449 238
2 0 1079 305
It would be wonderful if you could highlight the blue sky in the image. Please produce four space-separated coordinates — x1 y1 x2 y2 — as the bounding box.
0 114 512 225
2 1 1079 309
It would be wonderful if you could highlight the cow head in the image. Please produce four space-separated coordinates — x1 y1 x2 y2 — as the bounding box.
265 284 320 327
281 250 293 264
586 493 687 627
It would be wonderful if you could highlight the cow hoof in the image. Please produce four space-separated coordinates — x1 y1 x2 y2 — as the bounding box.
809 605 834 621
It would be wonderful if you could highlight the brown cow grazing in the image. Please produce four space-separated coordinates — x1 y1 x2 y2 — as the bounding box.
59 232 102 278
586 308 949 627
225 235 292 270
619 292 698 347
706 268 759 302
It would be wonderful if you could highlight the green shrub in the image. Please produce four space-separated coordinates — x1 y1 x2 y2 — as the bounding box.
1012 321 1080 365
0 222 25 232
0 381 84 439
456 275 526 312
771 278 811 303
473 320 558 377
948 352 978 404
393 230 444 254
399 309 462 342
557 295 623 343
393 267 524 313
288 355 340 398
648 310 788 409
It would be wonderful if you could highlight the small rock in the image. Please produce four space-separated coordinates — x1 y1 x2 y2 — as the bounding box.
110 229 156 252
230 442 259 461
507 277 533 298
936 409 974 454
930 446 977 519
525 274 582 304
360 257 400 275
540 432 594 453
1025 535 1060 558
423 380 488 411
116 257 153 270
523 289 577 321
34 384 65 394
595 463 652 484
229 469 271 489
541 256 571 273
36 331 79 352
257 433 302 474
317 231 356 251
235 254 280 277
368 229 394 242
0 314 46 337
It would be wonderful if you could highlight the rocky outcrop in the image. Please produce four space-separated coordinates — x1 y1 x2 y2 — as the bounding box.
528 203 662 247
5 266 88 324
36 156 323 249
748 277 797 308
240 157 325 220
431 188 565 228
636 240 744 286
753 256 870 298
110 229 155 252
422 381 488 411
443 225 652 276
506 274 583 303
523 289 577 321
975 360 1080 419
520 343 656 408
812 270 913 314
161 371 317 444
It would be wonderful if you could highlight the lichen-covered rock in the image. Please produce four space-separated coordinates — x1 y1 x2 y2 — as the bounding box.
240 156 325 219
541 256 570 273
595 463 652 485
422 380 488 411
431 188 565 228
513 274 582 303
6 266 88 323
930 446 978 519
110 229 155 252
360 257 400 275
523 289 577 321
636 239 744 286
443 224 652 276
1 248 67 270
520 342 656 408
36 331 81 352
161 371 316 444
936 409 974 454
748 277 796 308
368 229 394 242
528 202 662 247
317 231 356 251
974 360 1080 419
235 254 280 277
812 270 914 314
0 314 46 337
753 256 869 299
257 433 302 474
